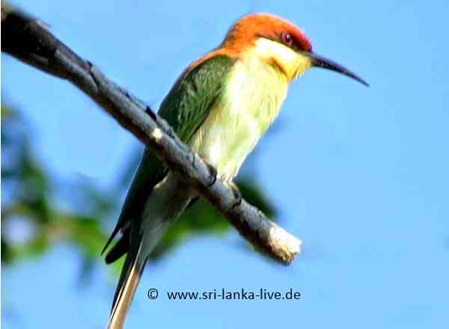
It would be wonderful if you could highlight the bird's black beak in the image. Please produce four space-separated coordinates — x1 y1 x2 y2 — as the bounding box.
308 52 369 87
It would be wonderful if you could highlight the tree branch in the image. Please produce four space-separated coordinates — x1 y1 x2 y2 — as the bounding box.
1 4 302 264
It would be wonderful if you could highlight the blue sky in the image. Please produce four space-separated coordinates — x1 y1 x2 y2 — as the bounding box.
2 0 449 328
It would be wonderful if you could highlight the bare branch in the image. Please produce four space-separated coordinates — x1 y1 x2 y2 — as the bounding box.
1 6 302 264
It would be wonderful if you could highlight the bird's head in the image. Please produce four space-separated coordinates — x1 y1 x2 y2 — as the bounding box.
221 13 367 85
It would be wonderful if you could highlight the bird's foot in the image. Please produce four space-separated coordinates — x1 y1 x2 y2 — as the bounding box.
204 162 218 187
226 181 242 209
118 85 158 121
145 106 158 121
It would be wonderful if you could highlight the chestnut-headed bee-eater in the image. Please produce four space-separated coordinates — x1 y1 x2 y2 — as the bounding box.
103 13 367 329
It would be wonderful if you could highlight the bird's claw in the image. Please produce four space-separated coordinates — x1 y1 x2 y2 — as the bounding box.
227 181 242 209
119 86 157 121
205 162 218 187
145 106 157 121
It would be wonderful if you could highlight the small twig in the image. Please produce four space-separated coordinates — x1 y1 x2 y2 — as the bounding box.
1 5 302 263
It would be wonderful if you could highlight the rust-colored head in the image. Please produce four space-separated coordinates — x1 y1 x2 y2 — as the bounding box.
221 13 367 86
222 13 312 53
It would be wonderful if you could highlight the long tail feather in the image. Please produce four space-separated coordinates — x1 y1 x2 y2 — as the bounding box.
107 238 145 329
106 174 194 329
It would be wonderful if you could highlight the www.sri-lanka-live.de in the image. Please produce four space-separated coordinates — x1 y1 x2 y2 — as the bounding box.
147 288 301 301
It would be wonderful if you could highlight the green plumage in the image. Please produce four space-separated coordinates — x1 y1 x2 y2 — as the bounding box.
103 55 235 262
159 55 235 142
106 40 292 329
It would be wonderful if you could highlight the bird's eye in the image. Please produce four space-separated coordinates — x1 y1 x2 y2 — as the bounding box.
281 32 293 46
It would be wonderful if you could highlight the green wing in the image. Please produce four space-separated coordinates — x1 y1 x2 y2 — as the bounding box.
103 55 235 262
159 55 234 141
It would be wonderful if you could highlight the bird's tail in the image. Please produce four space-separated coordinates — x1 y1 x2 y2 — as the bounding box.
106 173 195 329
107 235 145 329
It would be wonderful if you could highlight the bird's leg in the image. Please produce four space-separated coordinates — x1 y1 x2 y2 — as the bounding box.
204 161 218 187
226 181 242 209
202 162 241 208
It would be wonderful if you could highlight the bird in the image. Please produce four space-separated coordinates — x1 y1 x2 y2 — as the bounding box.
103 12 367 329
